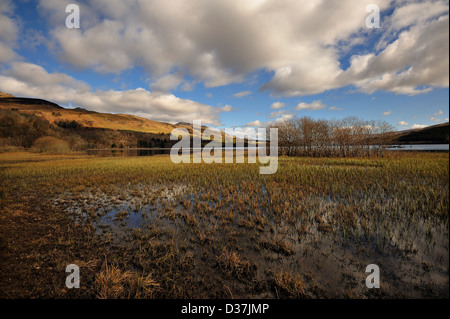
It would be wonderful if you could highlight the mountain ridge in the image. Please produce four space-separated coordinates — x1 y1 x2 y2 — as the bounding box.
0 93 179 135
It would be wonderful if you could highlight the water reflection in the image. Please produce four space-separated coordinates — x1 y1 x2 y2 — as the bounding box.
87 144 449 157
388 144 449 151
86 149 171 157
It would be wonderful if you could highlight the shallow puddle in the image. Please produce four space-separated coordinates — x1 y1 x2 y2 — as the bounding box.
53 182 449 298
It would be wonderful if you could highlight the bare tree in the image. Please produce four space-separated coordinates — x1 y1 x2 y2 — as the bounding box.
271 116 395 158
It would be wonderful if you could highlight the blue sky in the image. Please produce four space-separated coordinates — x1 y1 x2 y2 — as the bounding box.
0 0 448 130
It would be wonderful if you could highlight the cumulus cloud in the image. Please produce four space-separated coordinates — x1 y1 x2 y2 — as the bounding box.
270 102 285 110
32 0 448 97
383 110 392 116
341 4 449 95
389 0 448 30
3 62 91 91
0 62 225 125
296 100 327 111
272 113 295 124
398 121 409 126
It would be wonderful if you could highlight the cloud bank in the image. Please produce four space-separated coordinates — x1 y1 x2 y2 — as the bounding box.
35 0 449 97
0 62 224 125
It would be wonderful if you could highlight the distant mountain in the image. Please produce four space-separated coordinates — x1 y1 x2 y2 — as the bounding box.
393 122 449 144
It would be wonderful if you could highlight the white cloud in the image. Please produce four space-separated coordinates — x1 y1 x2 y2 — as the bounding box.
270 102 285 109
382 110 392 116
234 91 252 98
4 62 91 91
0 62 225 125
411 124 427 129
220 104 232 112
341 10 449 95
429 110 446 122
296 100 327 111
272 113 294 124
0 43 15 64
245 120 263 127
0 1 18 63
398 121 409 126
149 74 183 92
229 126 267 141
389 1 448 30
329 106 343 111
269 110 285 119
33 0 448 97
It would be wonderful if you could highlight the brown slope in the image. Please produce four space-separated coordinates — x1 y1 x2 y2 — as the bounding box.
0 92 178 134
0 92 14 98
393 122 449 144
0 92 240 142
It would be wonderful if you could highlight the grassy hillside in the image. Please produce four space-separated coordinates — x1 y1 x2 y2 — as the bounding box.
0 94 178 135
0 92 239 152
0 93 181 151
0 92 14 98
394 122 449 144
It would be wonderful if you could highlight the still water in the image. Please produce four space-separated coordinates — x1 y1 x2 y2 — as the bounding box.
86 144 449 157
387 144 449 151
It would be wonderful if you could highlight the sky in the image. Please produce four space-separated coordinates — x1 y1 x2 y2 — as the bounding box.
0 0 448 131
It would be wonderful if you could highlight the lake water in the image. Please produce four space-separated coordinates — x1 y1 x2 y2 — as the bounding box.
387 144 449 151
86 144 449 157
86 148 171 157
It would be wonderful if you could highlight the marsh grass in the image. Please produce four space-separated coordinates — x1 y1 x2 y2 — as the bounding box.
0 151 448 298
94 262 159 299
217 249 256 280
274 272 306 298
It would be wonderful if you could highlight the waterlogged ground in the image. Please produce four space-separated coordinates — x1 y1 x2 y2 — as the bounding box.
0 152 448 298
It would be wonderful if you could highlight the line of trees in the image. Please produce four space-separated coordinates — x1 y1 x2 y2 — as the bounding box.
270 116 396 157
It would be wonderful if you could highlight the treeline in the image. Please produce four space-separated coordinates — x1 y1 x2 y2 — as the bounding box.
270 116 395 157
0 110 171 152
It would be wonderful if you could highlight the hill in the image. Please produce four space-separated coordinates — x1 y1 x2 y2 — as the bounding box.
0 94 178 135
0 92 14 98
0 92 239 151
393 122 449 144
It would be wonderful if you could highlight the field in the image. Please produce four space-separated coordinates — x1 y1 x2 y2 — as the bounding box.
0 151 448 298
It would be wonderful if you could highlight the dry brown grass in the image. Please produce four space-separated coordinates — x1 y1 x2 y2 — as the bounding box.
94 263 159 299
0 151 448 298
217 249 256 280
32 136 71 154
274 272 306 298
